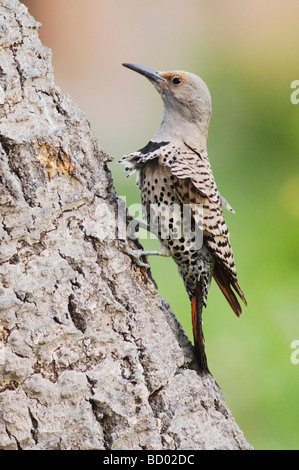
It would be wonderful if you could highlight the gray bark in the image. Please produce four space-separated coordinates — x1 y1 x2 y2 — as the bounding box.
0 0 252 450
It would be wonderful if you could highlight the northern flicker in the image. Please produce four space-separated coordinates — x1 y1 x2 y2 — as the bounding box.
120 63 247 373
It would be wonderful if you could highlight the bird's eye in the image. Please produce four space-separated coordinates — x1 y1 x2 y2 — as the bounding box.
172 76 182 85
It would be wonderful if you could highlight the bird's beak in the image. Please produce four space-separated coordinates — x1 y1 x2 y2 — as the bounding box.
122 63 166 83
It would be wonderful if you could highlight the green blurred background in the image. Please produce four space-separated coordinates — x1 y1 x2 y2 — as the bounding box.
23 0 299 450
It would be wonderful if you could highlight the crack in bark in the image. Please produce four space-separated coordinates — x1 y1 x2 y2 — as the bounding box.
28 407 38 445
67 293 86 333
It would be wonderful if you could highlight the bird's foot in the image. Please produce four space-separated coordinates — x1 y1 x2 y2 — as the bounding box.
123 243 150 268
122 242 171 268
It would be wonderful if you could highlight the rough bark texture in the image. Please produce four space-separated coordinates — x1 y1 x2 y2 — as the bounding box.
0 0 252 450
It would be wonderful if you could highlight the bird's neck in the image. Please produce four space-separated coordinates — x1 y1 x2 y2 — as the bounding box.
152 108 209 148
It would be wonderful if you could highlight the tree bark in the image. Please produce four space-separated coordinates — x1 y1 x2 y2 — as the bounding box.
0 0 252 450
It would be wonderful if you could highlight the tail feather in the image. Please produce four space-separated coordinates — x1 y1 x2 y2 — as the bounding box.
192 279 210 374
213 263 246 317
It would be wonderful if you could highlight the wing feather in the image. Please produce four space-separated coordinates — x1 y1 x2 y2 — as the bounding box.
160 143 247 312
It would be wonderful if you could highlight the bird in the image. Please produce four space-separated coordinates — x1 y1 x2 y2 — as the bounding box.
120 63 247 374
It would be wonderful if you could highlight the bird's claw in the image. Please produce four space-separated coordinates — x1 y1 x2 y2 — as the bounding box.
123 243 150 268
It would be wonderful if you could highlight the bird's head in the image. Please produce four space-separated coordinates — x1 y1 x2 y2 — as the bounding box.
122 63 212 143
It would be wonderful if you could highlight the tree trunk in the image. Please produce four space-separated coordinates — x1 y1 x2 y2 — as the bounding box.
0 0 252 450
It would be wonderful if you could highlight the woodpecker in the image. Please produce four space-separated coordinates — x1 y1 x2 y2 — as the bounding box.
120 63 247 373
